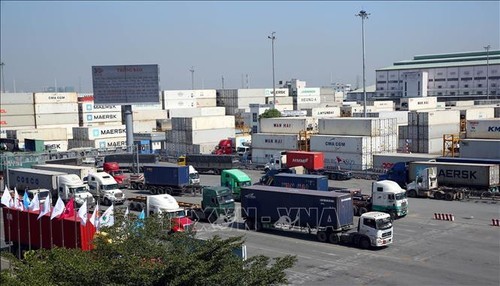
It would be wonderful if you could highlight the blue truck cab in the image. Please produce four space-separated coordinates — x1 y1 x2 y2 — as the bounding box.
378 162 408 188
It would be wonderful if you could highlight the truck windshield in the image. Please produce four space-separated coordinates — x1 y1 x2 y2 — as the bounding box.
189 173 200 179
165 210 185 218
240 181 252 187
217 195 234 204
71 186 88 194
376 218 393 230
102 184 119 190
110 170 124 176
395 193 406 200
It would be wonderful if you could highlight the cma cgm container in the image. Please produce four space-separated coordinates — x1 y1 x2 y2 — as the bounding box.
286 151 324 170
272 173 329 192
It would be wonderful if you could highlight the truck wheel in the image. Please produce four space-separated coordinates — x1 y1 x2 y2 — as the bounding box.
317 231 327 242
165 187 172 195
129 202 137 211
389 211 397 221
213 169 220 175
434 191 444 200
138 184 145 190
130 182 137 190
104 198 111 206
353 206 359 216
407 189 417 198
445 192 455 201
150 187 157 195
456 191 464 200
328 233 340 244
359 238 371 249
359 207 368 215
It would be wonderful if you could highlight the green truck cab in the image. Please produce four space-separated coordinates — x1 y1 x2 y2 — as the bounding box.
220 169 252 201
179 186 235 223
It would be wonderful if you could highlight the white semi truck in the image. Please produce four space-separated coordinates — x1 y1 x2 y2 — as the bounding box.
86 172 125 206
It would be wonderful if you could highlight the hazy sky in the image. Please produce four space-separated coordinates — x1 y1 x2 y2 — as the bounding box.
1 1 498 93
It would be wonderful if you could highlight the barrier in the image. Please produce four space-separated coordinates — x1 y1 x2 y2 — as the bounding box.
434 213 455 221
492 219 500 226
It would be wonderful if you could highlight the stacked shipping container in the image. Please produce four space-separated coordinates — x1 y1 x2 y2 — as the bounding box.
462 118 500 159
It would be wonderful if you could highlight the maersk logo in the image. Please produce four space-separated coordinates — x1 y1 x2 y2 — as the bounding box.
93 129 100 137
94 114 117 120
87 114 93 121
86 104 92 111
488 126 500 132
99 142 106 148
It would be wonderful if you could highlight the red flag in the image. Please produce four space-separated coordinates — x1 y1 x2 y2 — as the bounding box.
60 198 75 219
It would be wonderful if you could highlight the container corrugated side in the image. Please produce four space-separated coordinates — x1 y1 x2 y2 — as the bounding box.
34 92 78 104
35 113 79 126
353 111 408 125
251 148 285 164
251 133 299 150
162 89 216 100
417 110 460 125
195 98 217 107
72 125 126 140
310 135 370 153
131 102 162 111
132 110 168 121
0 104 35 116
266 96 294 105
323 152 372 171
164 99 196 109
260 117 316 134
165 142 215 155
318 118 397 136
133 120 157 133
80 112 122 124
460 139 500 159
167 128 235 144
0 115 36 127
168 107 225 118
172 116 235 131
418 124 461 139
462 107 495 120
34 103 78 114
0 93 34 105
7 127 68 141
466 119 500 139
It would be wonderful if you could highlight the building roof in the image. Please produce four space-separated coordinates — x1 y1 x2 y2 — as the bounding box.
377 50 500 71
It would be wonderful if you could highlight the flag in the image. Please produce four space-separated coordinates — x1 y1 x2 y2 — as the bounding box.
99 205 114 227
38 196 51 220
78 200 88 226
1 186 12 208
124 206 129 218
28 193 40 212
51 197 65 220
135 210 145 229
13 189 23 211
138 210 145 220
90 203 100 228
60 198 75 219
23 192 31 210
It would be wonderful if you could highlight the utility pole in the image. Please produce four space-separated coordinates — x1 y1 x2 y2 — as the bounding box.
189 66 195 90
356 10 370 117
268 32 276 109
484 45 491 100
0 62 5 93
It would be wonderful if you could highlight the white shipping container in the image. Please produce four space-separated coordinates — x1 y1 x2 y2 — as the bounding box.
165 142 215 155
460 139 500 159
466 119 500 139
251 133 299 150
168 107 225 118
495 106 500 118
68 137 127 150
0 93 33 105
162 89 217 100
172 116 235 131
7 128 68 141
0 126 34 139
266 96 294 105
415 138 442 154
297 88 320 97
132 110 168 121
0 104 35 116
78 102 121 113
323 152 372 171
0 115 36 127
35 113 79 126
195 98 217 107
251 148 284 164
131 103 163 111
400 97 437 111
164 99 196 109
462 107 495 120
34 103 79 114
44 140 69 152
80 112 122 124
72 125 126 140
133 120 157 133
297 95 321 104
275 105 294 113
235 97 267 107
166 128 235 144
34 92 78 104
418 124 461 139
260 117 316 134
264 88 289 97
318 118 397 136
311 134 397 154
353 111 408 125
417 110 460 125
37 124 77 140
309 107 341 118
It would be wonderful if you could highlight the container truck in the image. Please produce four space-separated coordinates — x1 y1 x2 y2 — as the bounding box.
220 169 252 201
261 173 329 192
127 194 195 234
177 154 239 174
32 163 96 181
177 186 235 223
2 207 96 257
87 172 125 205
104 153 158 173
240 185 393 249
7 168 95 207
129 163 201 195
102 162 130 188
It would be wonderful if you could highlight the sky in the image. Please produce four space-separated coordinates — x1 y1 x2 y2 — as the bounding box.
1 1 499 93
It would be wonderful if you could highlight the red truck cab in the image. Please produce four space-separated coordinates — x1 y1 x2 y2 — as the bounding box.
102 162 129 188
213 139 234 155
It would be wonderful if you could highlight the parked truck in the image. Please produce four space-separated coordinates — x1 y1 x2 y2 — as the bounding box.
87 172 125 206
213 136 251 155
220 169 252 201
129 163 201 195
102 162 130 188
177 186 235 223
32 164 96 181
261 173 329 192
127 194 195 234
7 168 95 207
2 207 96 257
104 153 158 173
241 185 393 249
178 154 239 174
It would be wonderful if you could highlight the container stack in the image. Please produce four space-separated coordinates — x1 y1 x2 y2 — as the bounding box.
266 96 294 112
128 102 167 133
319 87 343 106
353 111 409 141
163 89 217 110
462 119 500 159
294 88 322 110
0 93 35 138
165 115 235 155
69 125 127 150
34 92 79 140
311 118 398 170
7 128 69 151
399 110 460 154
216 88 288 115
78 96 122 127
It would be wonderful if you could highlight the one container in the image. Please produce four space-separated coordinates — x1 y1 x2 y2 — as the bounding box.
72 125 126 140
286 151 324 170
7 128 68 141
318 118 397 136
323 151 372 170
0 93 33 105
251 133 299 150
34 103 78 114
172 116 235 131
0 115 36 127
466 119 500 139
80 112 122 124
34 92 78 104
460 139 500 159
168 107 225 118
260 117 316 134
35 114 79 126
0 104 35 116
272 173 329 192
166 128 235 145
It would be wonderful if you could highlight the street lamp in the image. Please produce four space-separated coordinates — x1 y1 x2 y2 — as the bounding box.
484 45 491 100
189 66 195 90
356 10 370 117
268 32 276 109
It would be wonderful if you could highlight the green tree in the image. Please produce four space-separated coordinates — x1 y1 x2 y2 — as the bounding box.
259 108 281 119
1 214 296 286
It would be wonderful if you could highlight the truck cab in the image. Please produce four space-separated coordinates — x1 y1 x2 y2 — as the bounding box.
371 180 408 219
406 167 438 198
201 186 235 222
146 194 195 233
378 162 409 188
188 165 200 186
213 139 234 155
57 174 95 208
102 162 129 188
221 169 252 201
87 172 125 206
264 151 287 172
355 212 393 248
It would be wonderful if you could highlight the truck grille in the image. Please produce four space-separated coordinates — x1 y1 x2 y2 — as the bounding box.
382 231 392 238
115 193 124 199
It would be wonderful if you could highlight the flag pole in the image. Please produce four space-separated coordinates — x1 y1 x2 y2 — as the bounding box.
16 208 21 258
50 197 53 249
74 202 78 248
61 214 65 248
27 206 31 251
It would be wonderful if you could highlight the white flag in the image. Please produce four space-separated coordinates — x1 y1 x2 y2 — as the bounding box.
13 189 23 211
38 196 51 220
1 186 12 208
78 200 88 226
124 206 129 218
51 197 65 220
90 203 100 228
99 205 114 227
28 193 40 212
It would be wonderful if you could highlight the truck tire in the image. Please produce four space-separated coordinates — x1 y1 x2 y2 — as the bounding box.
213 169 220 175
353 206 359 216
158 187 165 194
434 191 444 200
389 211 397 221
129 202 137 211
165 187 173 195
317 231 328 242
445 192 455 201
138 183 145 190
407 189 417 198
456 191 464 201
208 212 217 224
328 233 340 244
130 182 137 190
150 187 157 195
359 207 368 215
104 198 111 206
359 238 371 249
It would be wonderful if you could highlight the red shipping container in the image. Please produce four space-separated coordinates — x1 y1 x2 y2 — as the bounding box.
286 151 324 170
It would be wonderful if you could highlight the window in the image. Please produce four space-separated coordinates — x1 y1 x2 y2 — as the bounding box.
477 91 483 95
450 85 455 88
437 92 443 96
450 72 456 75
438 85 442 89
464 71 470 75
478 84 482 88
450 92 456 96
363 218 376 229
252 113 257 122
464 92 469 95
464 84 469 88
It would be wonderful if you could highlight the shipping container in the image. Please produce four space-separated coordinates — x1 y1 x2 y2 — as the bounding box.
164 99 196 109
35 113 79 126
353 111 408 125
251 148 284 165
417 110 460 125
143 164 190 187
78 102 121 113
166 128 235 145
266 96 294 105
372 153 441 170
308 107 341 118
272 173 329 192
297 88 320 97
7 127 68 141
44 140 69 152
399 97 437 111
0 115 36 127
0 104 35 116
459 107 495 120
37 124 76 140
24 139 45 152
251 133 299 150
318 118 397 136
79 112 122 124
286 151 324 170
413 138 443 154
466 119 500 139
132 109 168 121
0 93 33 105
311 134 397 154
162 89 216 100
296 95 321 104
165 142 215 155
133 120 157 133
172 116 235 131
68 137 127 149
130 103 163 111
72 125 126 140
34 103 78 114
34 92 78 104
323 152 372 170
417 124 461 139
195 98 217 107
460 139 500 159
168 107 225 118
260 117 317 134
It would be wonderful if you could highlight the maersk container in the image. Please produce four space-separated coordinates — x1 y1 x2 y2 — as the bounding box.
34 103 78 114
260 117 317 134
408 161 499 188
172 116 235 131
323 152 372 171
251 133 299 150
0 115 36 127
72 125 126 140
318 118 397 136
459 139 500 159
34 92 78 104
0 93 34 105
80 112 122 124
286 151 324 170
417 110 460 125
78 102 121 113
241 185 353 231
35 114 78 126
143 164 189 187
44 140 69 152
132 109 168 121
68 137 127 149
272 173 329 192
466 119 500 139
7 127 67 141
0 104 35 116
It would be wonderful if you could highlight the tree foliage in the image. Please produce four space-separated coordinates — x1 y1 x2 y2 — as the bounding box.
1 214 296 286
259 109 281 119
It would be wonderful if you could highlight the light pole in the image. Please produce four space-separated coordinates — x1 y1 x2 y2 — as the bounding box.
268 32 276 109
356 10 370 117
0 62 5 93
484 45 491 100
189 66 195 90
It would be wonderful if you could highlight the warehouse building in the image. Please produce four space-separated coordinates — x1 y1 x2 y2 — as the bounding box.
375 50 500 100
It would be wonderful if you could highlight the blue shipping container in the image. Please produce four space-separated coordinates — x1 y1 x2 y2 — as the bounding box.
272 173 329 192
241 185 353 231
143 164 189 187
